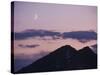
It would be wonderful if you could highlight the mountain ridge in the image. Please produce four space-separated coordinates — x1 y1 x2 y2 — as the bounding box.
15 45 97 74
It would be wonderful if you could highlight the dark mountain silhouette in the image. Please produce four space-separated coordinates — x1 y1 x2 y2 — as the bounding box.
70 47 97 69
16 45 97 74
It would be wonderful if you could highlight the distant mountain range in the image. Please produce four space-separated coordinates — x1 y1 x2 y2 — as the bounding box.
15 45 97 74
90 44 97 53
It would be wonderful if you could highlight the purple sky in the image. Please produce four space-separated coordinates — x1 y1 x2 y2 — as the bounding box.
14 2 97 32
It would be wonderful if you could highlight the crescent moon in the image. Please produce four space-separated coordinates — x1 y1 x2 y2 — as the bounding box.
34 13 38 20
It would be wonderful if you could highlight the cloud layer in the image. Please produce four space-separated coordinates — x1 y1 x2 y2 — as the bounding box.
12 29 97 42
12 29 60 40
18 44 40 48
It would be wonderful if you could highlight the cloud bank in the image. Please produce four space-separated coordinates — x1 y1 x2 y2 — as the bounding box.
12 29 97 42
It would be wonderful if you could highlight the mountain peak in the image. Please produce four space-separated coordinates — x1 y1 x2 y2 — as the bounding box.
50 45 77 58
78 46 94 53
79 46 91 51
81 46 90 49
61 45 73 48
63 45 72 47
57 45 76 52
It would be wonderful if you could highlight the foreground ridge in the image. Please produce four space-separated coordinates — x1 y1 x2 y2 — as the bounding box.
16 45 97 74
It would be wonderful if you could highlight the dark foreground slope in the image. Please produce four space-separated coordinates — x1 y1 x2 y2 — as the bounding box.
16 45 97 74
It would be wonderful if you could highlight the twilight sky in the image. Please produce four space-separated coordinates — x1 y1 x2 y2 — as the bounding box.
14 1 97 32
12 1 97 71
